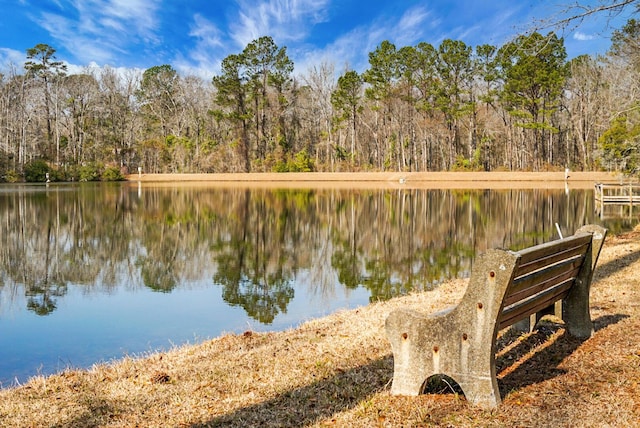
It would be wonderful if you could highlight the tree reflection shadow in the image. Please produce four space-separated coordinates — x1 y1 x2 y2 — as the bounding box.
0 184 632 322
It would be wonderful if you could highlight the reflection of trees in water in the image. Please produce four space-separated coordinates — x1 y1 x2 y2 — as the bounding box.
26 282 67 315
0 183 614 322
212 190 297 323
137 256 178 292
217 274 295 324
136 220 182 292
330 189 473 301
0 185 136 314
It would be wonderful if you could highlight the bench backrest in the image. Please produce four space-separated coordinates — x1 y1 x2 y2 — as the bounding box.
498 230 599 330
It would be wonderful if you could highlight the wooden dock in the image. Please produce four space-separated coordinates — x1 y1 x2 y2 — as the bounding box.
595 182 640 219
595 183 640 204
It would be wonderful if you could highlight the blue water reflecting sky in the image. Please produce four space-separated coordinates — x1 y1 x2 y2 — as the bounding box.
0 272 370 386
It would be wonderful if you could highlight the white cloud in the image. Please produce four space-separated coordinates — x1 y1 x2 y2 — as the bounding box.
573 31 596 41
231 0 330 47
295 28 368 76
395 6 433 45
101 0 159 35
37 12 121 65
293 5 436 76
0 48 27 74
189 14 224 49
31 0 162 65
171 15 225 79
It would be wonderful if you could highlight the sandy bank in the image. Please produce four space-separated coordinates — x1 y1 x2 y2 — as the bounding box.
125 171 625 190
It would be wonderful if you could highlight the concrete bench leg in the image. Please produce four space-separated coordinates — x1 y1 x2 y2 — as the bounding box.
563 225 606 338
385 249 519 408
386 307 503 408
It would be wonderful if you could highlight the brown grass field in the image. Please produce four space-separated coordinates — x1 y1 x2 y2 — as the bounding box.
0 172 638 427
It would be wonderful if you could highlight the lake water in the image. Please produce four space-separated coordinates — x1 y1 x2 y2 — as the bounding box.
0 182 637 387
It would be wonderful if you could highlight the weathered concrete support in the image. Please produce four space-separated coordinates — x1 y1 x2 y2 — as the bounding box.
385 225 607 408
386 250 519 408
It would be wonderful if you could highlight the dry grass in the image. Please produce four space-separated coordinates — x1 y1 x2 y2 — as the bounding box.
1 227 639 427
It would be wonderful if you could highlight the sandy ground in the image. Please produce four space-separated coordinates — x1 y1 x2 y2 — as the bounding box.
125 171 624 190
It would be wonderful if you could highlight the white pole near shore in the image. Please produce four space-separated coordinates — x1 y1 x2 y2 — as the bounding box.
555 223 563 239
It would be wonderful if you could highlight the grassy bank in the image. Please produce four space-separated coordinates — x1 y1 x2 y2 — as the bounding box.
1 228 639 427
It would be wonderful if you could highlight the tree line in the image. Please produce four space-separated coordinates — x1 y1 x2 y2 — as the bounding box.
0 21 639 181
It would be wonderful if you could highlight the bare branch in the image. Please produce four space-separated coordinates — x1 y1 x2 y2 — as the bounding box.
530 0 638 33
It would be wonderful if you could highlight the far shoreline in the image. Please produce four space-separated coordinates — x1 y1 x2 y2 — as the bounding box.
124 171 625 190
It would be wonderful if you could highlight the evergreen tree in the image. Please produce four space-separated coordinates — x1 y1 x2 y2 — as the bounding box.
24 43 67 161
498 32 568 169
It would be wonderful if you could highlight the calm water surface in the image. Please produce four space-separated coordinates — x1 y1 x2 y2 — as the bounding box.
0 182 637 386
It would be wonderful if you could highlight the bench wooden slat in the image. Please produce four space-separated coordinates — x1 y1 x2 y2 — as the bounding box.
514 234 591 277
499 279 575 329
516 233 591 263
504 256 584 306
500 235 591 328
514 242 589 278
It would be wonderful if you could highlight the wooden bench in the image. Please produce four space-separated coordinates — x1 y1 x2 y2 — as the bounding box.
385 224 607 408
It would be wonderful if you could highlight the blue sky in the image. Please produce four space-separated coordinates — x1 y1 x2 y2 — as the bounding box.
0 0 635 78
